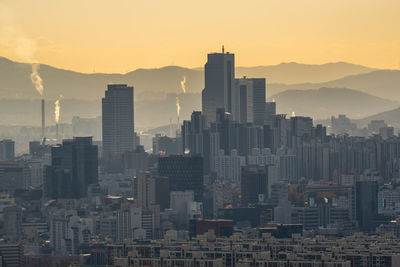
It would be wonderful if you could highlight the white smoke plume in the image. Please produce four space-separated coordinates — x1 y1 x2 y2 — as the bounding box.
54 95 63 123
291 111 296 117
180 76 186 94
30 63 43 96
0 3 44 97
176 96 181 117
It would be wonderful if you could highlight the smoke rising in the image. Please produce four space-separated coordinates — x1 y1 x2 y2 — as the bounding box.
0 3 45 97
54 96 63 123
30 63 44 96
176 96 181 117
180 76 186 94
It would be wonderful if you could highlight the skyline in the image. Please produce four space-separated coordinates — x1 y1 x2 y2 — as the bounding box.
0 0 399 73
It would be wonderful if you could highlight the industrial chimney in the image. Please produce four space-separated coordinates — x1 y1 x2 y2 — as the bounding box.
41 99 45 139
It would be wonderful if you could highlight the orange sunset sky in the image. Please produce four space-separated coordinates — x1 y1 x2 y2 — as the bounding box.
0 0 399 73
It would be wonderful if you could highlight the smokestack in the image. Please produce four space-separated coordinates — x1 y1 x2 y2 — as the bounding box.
56 123 59 141
41 99 45 139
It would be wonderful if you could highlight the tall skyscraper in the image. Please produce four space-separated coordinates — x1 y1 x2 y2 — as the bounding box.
233 77 266 125
45 137 98 199
158 155 204 202
356 180 378 232
202 48 235 123
0 139 15 161
182 111 212 174
102 84 134 155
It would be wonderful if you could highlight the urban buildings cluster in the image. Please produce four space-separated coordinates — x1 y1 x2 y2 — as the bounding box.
0 49 400 266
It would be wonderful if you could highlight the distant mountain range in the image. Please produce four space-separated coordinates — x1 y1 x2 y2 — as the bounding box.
1 56 399 129
269 87 399 120
0 56 381 101
236 62 375 84
0 57 203 100
268 70 400 100
355 107 400 128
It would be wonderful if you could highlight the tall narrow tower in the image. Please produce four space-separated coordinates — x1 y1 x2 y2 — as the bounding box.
102 84 134 155
201 49 235 123
41 99 45 139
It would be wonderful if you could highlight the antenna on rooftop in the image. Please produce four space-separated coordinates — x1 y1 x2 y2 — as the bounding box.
222 45 225 54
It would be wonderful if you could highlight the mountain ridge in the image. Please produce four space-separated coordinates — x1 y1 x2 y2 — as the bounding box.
269 87 399 120
0 56 380 100
268 70 400 100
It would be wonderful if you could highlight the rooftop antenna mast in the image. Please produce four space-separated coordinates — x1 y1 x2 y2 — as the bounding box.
222 45 225 54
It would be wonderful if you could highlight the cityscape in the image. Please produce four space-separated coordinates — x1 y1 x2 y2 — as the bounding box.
1 1 400 267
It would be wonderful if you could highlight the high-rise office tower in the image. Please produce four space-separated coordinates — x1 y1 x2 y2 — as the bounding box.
241 165 268 206
202 48 235 123
45 137 98 199
158 155 204 202
182 111 212 174
0 139 15 161
233 77 266 125
356 180 378 232
102 84 134 155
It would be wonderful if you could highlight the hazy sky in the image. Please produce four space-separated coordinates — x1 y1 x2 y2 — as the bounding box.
0 0 399 73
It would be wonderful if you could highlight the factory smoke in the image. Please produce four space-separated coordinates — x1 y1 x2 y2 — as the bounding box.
180 76 187 94
30 63 44 96
176 96 181 117
54 96 63 123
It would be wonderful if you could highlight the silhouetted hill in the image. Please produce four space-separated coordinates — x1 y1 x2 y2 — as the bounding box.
268 70 400 100
236 62 375 84
0 57 201 100
269 87 399 119
355 107 400 127
0 57 377 100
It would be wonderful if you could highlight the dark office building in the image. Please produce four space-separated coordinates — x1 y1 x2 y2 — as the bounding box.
0 139 15 161
265 102 276 116
189 219 234 238
234 77 266 125
158 155 204 202
102 84 134 156
182 111 212 174
241 165 268 206
29 141 51 158
202 48 235 123
46 137 98 199
152 135 182 156
258 224 303 238
0 243 24 267
356 180 378 232
122 146 148 175
0 162 24 193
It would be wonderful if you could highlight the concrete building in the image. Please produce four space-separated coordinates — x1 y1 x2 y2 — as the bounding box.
158 155 204 202
0 139 14 161
102 84 134 155
137 172 169 211
202 48 235 123
45 137 98 199
233 77 266 125
0 242 24 267
213 149 245 185
241 165 268 206
0 162 24 193
356 180 378 232
3 206 22 241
